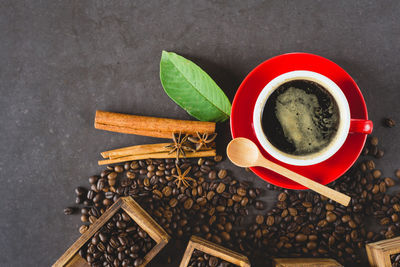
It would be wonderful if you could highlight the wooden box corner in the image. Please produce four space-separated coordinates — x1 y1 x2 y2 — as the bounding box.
179 235 250 267
53 196 170 267
366 236 400 267
272 258 342 267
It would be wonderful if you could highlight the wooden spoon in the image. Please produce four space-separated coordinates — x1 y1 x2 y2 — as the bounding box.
227 137 351 206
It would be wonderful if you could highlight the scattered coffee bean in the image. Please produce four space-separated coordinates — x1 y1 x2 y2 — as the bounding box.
255 215 264 225
255 201 265 210
79 225 88 234
277 192 287 202
372 169 382 179
384 118 395 128
64 207 76 215
370 136 379 146
366 160 375 170
376 149 384 159
214 155 223 162
384 177 395 187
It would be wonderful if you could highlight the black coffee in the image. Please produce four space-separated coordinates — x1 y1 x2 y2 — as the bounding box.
261 79 339 155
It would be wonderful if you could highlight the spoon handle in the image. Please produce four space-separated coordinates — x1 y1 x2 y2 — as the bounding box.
257 157 351 206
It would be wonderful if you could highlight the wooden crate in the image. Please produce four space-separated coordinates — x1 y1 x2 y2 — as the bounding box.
366 236 400 267
53 196 170 267
179 235 250 267
272 258 342 267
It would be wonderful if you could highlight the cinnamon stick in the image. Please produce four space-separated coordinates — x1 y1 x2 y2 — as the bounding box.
101 143 172 159
95 110 216 139
102 143 213 159
98 150 216 165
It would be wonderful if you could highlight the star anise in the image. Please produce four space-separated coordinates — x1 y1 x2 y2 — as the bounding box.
165 132 195 160
172 164 195 188
187 132 217 151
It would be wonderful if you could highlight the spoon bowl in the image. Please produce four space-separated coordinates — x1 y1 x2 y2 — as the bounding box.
226 137 351 206
226 137 260 167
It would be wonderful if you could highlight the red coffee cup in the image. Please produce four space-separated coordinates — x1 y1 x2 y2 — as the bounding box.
230 53 373 189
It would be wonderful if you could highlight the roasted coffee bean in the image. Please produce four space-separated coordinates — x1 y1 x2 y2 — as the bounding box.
266 215 274 226
93 193 103 203
75 187 86 196
126 171 136 179
394 204 400 212
376 149 384 158
276 201 287 209
379 182 387 193
372 184 380 194
391 253 400 267
88 176 98 185
370 136 379 146
87 190 95 200
277 192 287 202
216 183 226 194
395 169 400 179
326 212 337 223
75 196 84 204
79 225 88 234
380 217 390 225
248 189 257 199
218 169 227 179
370 145 378 156
366 160 375 170
372 169 382 179
107 172 118 180
255 215 264 224
255 201 265 210
152 189 163 198
295 233 307 242
64 207 76 215
240 197 248 206
184 198 194 210
114 165 124 173
384 118 395 128
209 170 217 180
384 177 395 187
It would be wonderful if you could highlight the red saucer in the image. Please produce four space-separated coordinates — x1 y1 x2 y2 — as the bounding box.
230 53 369 189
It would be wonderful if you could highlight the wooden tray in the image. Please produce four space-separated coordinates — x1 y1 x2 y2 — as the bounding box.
179 235 250 267
53 196 170 267
272 258 342 267
366 236 400 267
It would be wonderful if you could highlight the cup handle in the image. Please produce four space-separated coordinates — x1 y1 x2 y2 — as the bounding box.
349 119 373 134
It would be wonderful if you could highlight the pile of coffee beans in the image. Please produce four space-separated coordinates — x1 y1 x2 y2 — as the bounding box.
391 253 400 267
66 156 265 265
79 211 154 267
244 136 399 265
188 249 235 267
65 136 400 266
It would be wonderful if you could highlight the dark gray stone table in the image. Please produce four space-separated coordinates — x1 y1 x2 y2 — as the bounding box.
1 1 400 266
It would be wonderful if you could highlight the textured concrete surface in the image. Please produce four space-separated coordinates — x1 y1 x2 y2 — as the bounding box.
1 1 400 266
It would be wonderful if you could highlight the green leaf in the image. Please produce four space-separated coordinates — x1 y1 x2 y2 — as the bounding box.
160 51 231 122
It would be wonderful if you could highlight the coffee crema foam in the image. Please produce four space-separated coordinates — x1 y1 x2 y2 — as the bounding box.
275 87 339 155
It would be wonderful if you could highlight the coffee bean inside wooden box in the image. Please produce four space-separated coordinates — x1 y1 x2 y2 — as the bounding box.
53 197 170 267
179 235 250 267
366 236 400 267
